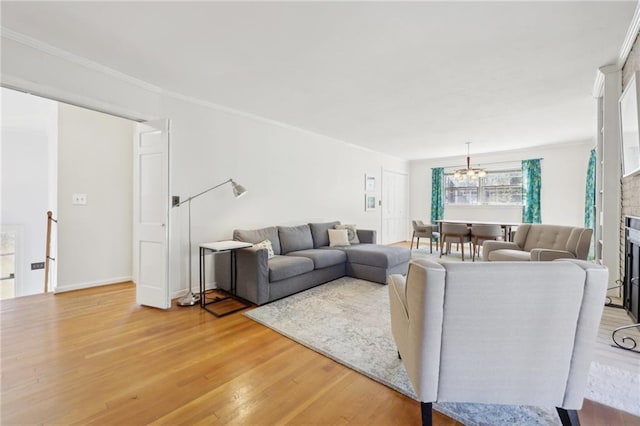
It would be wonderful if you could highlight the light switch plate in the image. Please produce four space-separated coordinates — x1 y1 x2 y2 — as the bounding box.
72 193 87 205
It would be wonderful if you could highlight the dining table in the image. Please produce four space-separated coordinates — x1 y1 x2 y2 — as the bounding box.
434 219 521 242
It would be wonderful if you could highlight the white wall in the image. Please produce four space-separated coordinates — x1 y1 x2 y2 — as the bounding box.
410 141 593 235
0 87 57 296
56 103 135 292
1 34 408 297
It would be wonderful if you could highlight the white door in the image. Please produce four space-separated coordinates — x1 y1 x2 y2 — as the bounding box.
381 170 409 244
134 120 170 309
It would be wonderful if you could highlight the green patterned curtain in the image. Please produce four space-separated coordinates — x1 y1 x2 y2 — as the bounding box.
584 149 596 229
431 167 444 223
584 149 596 260
522 159 541 223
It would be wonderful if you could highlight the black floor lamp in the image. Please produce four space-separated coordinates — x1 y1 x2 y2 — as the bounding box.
173 178 247 307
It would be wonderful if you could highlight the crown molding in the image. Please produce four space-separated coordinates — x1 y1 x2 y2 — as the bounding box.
592 1 640 97
1 27 166 95
617 0 640 69
0 27 405 160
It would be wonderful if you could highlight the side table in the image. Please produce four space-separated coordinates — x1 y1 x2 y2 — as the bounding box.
199 241 253 317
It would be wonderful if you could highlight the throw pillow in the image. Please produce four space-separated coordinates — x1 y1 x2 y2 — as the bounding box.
328 229 350 247
255 240 275 259
335 224 360 244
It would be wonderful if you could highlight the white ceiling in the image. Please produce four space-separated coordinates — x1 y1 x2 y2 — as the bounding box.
1 1 636 160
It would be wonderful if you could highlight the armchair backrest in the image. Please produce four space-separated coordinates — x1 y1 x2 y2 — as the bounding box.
389 259 607 409
412 220 435 237
514 224 593 259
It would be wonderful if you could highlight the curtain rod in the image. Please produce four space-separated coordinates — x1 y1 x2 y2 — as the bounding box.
432 157 544 170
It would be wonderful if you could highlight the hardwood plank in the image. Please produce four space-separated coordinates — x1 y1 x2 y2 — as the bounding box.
1 282 637 425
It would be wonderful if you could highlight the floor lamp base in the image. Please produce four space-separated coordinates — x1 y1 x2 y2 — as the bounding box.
177 292 201 307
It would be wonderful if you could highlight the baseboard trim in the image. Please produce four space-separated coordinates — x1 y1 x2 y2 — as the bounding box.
54 276 133 293
171 281 217 300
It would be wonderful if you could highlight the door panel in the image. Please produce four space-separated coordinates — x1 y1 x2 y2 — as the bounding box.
134 120 170 309
381 170 409 244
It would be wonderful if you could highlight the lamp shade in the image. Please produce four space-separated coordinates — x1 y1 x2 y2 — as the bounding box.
231 180 247 198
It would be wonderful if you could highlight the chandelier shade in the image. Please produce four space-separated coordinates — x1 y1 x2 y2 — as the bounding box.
454 142 486 180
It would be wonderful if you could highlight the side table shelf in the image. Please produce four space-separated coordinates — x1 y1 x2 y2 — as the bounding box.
199 241 253 317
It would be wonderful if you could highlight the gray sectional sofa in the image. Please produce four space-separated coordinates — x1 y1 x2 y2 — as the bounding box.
215 221 410 305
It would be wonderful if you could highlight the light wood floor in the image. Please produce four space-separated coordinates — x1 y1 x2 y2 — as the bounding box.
1 283 639 426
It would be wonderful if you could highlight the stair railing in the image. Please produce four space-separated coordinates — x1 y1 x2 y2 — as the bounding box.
44 211 57 293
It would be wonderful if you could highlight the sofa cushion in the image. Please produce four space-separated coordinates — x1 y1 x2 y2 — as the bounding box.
521 225 574 253
234 226 281 255
341 244 410 268
487 249 531 261
287 249 347 269
268 255 314 282
278 224 314 254
309 221 341 248
328 229 350 247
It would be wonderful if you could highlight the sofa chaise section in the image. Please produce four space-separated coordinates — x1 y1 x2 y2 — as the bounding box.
340 244 410 283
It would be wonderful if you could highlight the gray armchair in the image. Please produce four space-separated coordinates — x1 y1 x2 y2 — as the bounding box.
388 258 607 426
483 224 593 261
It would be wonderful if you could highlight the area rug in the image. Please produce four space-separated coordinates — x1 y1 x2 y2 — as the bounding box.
245 277 640 425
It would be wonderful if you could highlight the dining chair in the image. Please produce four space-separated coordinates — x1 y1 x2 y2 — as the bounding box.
439 223 472 261
470 224 504 261
411 220 439 253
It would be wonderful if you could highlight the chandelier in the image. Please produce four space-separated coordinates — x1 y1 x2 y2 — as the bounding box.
454 142 487 180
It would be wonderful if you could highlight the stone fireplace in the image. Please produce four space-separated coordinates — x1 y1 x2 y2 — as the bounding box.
623 216 640 322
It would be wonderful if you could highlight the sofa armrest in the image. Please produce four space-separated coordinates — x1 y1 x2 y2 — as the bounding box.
530 248 577 262
216 246 270 305
357 229 377 244
482 240 520 260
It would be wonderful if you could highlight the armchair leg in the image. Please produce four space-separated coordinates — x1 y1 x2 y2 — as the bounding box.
472 237 477 261
556 408 580 426
421 402 433 426
411 232 415 250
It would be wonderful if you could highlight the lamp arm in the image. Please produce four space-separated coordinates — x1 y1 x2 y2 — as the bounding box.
174 178 233 207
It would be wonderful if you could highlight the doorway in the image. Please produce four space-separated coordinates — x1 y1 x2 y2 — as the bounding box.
1 88 57 297
1 87 138 297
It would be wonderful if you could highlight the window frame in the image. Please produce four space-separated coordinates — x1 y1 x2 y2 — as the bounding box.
444 168 523 206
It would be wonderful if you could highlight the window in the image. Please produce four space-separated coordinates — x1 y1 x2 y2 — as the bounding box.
444 169 523 205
